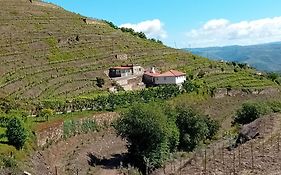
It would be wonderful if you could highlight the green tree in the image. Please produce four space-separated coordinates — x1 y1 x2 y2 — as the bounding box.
176 108 209 151
114 103 179 170
6 117 27 150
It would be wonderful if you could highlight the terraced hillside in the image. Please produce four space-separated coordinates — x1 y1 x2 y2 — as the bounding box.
0 0 276 100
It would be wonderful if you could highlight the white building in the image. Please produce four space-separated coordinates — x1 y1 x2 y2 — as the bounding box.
143 68 186 85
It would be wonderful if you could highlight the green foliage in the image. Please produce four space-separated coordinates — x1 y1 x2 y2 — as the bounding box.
267 101 281 112
63 119 77 139
38 85 182 113
182 81 198 93
0 98 18 114
6 117 28 150
120 27 147 39
38 108 54 121
114 103 179 170
197 70 206 78
0 155 17 168
81 119 98 133
63 118 98 139
203 116 220 140
176 108 209 151
96 77 105 88
267 72 279 82
103 20 119 29
237 63 248 69
233 102 270 125
115 102 219 170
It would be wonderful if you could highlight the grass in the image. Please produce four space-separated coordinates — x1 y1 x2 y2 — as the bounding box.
31 110 100 132
0 127 7 143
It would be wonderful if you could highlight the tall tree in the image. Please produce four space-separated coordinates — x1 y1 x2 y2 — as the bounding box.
6 117 27 150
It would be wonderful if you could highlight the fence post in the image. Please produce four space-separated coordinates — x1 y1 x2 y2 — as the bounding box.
277 134 280 153
55 166 58 175
238 146 241 172
251 142 254 170
204 149 207 175
233 152 236 175
222 143 224 174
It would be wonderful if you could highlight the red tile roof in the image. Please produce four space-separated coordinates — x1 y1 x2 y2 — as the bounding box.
159 70 186 77
111 66 132 70
144 71 161 77
144 70 185 77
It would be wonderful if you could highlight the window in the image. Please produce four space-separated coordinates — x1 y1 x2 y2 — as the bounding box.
164 77 166 80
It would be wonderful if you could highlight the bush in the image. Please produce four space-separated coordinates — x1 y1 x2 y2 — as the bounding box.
233 102 270 125
38 108 54 121
176 108 209 151
6 117 27 150
182 81 198 93
96 77 105 88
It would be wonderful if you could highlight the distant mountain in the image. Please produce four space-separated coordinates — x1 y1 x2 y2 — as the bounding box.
185 42 281 72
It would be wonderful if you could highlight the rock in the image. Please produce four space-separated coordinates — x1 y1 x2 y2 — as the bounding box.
235 118 262 146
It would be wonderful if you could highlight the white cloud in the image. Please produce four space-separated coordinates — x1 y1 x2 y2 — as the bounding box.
186 17 281 48
120 19 167 39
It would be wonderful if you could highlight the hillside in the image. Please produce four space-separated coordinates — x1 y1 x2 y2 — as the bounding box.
185 42 281 72
0 0 277 102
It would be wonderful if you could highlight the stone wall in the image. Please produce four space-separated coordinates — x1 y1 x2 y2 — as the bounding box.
213 87 280 99
36 112 119 147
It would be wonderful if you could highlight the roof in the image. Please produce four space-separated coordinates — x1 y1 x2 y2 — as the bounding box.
144 71 161 77
144 70 185 77
110 66 132 70
159 70 186 77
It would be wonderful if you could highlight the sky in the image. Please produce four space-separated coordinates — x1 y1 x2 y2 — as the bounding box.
44 0 281 48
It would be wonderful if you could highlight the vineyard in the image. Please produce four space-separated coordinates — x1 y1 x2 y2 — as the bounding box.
0 0 277 101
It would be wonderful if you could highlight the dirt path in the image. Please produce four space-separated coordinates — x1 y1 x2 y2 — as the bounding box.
29 129 127 175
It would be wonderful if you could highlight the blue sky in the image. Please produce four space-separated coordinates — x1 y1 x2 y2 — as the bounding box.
44 0 281 48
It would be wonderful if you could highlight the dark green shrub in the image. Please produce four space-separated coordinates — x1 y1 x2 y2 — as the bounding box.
182 81 198 93
96 77 105 88
6 117 27 150
233 102 270 125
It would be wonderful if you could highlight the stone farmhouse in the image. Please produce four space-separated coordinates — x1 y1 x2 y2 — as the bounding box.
108 65 186 91
143 67 186 86
109 64 144 78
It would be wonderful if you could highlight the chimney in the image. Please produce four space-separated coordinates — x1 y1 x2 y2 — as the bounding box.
151 67 156 73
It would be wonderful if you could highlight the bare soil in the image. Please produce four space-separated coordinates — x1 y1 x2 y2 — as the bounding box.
29 129 127 175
